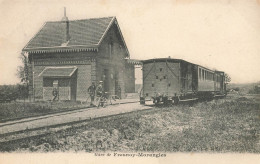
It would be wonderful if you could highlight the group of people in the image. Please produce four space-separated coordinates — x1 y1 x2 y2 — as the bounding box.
88 81 104 107
51 81 112 107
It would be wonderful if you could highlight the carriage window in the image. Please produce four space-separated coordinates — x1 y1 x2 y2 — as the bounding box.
164 76 166 79
199 68 201 79
168 83 171 87
156 76 158 79
202 70 205 80
160 68 162 71
152 84 154 87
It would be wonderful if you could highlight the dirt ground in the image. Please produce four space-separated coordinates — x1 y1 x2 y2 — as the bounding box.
0 94 259 153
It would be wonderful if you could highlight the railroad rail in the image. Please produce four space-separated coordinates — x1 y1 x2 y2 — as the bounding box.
0 102 153 145
0 95 226 146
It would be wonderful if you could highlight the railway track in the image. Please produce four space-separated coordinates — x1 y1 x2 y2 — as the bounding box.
0 97 225 147
0 102 154 146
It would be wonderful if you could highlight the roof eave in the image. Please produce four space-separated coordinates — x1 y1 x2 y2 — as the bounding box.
23 45 99 54
97 17 130 57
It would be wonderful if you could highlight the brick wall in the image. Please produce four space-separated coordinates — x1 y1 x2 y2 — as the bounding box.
33 65 45 99
76 64 92 101
43 87 71 101
96 23 131 98
27 62 33 101
30 52 95 101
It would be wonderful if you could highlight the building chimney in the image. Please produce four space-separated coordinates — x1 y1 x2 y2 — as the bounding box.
61 7 70 43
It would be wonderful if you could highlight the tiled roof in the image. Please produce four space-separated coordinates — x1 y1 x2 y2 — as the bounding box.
24 17 115 49
39 67 77 77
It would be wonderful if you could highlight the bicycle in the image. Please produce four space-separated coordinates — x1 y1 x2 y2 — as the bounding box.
96 92 109 108
96 92 121 108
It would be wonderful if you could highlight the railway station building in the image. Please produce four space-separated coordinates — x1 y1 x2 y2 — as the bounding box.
22 13 135 101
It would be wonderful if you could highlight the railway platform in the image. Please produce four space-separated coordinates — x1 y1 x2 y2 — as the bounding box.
0 101 152 136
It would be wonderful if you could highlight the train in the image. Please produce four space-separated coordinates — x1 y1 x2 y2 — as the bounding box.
140 58 226 105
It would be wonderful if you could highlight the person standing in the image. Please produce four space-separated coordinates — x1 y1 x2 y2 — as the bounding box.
88 82 96 106
96 81 104 108
52 88 58 101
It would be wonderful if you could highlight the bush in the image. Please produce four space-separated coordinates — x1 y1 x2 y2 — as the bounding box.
0 85 19 102
0 84 28 103
248 86 260 94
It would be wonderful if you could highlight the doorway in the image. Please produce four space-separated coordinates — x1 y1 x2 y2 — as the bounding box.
103 69 109 92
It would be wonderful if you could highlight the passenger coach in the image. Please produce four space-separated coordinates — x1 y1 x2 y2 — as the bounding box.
140 58 226 104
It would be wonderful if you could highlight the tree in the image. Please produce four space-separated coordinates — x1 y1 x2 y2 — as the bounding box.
17 52 29 83
224 73 231 84
16 52 29 100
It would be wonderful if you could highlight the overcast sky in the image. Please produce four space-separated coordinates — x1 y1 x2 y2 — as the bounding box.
0 0 259 84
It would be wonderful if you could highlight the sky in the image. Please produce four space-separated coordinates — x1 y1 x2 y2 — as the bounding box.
0 0 260 84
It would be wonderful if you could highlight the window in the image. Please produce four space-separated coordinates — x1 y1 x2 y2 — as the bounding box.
146 93 149 96
43 78 71 87
59 79 70 87
199 68 201 79
108 43 113 58
160 68 163 72
164 76 166 79
202 70 205 80
156 76 158 79
43 78 53 87
152 84 154 87
168 83 171 87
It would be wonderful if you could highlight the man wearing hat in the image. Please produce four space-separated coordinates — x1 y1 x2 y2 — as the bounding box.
96 81 104 107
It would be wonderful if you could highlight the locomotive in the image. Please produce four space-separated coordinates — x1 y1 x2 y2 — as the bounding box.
140 58 226 105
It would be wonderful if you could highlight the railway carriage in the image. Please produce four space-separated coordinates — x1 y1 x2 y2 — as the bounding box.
140 58 226 104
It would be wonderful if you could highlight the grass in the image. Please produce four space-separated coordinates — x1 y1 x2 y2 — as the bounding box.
0 95 259 153
0 101 90 122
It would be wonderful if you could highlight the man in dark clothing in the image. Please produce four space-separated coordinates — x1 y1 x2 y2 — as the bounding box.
52 88 58 101
96 81 104 108
88 82 96 106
